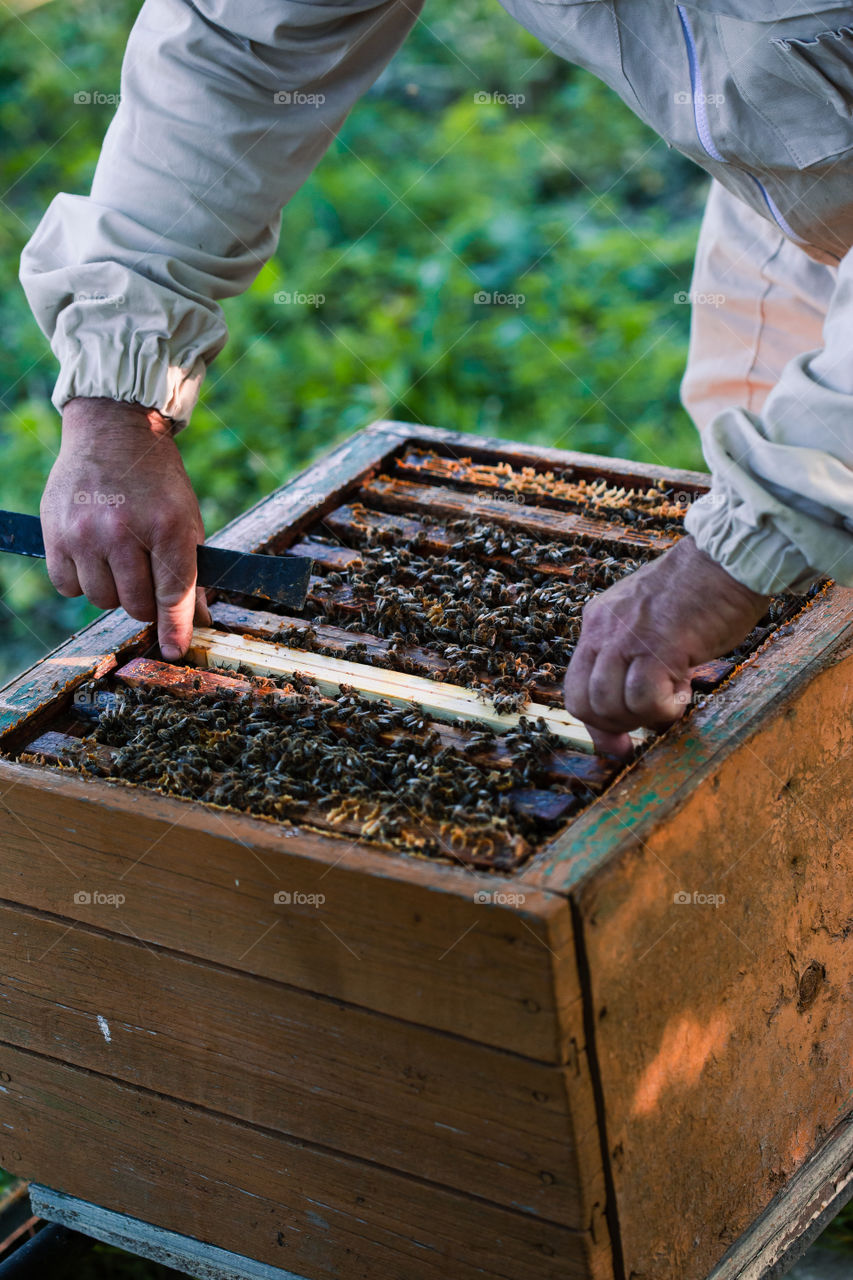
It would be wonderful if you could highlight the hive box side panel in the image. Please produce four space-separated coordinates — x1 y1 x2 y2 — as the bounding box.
0 1043 612 1280
0 758 581 1062
571 629 853 1280
0 899 606 1229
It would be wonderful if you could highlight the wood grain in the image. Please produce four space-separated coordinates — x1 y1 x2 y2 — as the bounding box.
0 900 603 1226
363 420 711 493
706 1111 853 1280
208 602 566 706
0 611 151 745
185 627 648 751
360 477 678 554
0 755 581 1061
522 588 853 1280
0 1043 614 1280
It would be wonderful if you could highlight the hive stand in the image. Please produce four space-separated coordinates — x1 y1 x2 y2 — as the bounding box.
0 420 851 1280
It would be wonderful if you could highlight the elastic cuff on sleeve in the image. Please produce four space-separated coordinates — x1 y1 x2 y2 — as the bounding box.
50 343 208 430
684 494 826 596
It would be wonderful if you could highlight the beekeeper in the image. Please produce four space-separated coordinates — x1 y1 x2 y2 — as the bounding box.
19 0 853 755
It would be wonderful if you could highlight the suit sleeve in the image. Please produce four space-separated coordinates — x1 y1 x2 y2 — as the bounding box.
684 246 853 595
19 0 423 426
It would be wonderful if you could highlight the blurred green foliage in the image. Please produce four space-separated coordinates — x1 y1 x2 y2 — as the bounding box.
0 0 709 682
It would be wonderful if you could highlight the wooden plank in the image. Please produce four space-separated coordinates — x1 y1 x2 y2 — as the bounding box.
0 755 581 1061
211 602 462 679
186 627 649 751
705 1112 853 1280
523 591 853 1280
319 506 601 582
360 476 678 553
112 657 615 791
0 611 151 744
211 600 564 705
0 1044 609 1280
393 449 691 525
362 419 712 492
0 901 599 1225
289 539 364 572
210 603 735 705
205 423 401 556
21 732 534 871
31 1185 307 1280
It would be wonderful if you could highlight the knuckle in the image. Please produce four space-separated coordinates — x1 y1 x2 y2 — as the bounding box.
88 590 119 610
563 687 589 721
50 574 81 599
154 577 195 607
120 596 156 623
151 507 195 544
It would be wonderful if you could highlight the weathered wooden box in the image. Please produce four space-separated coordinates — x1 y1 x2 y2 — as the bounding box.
0 420 851 1280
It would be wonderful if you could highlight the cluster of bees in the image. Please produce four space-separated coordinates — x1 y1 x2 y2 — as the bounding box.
86 680 581 859
62 464 819 864
299 517 659 704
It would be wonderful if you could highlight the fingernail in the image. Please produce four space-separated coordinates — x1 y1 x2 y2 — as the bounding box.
160 644 182 662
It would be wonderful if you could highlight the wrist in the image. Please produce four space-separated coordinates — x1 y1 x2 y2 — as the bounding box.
676 535 770 608
62 396 177 440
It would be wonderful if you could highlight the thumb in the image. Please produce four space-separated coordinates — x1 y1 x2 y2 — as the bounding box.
150 535 199 662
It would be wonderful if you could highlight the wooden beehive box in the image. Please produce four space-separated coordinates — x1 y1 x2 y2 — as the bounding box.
0 420 851 1280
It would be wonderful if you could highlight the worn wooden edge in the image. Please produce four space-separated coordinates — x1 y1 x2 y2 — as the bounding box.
363 420 713 490
566 622 853 1280
0 748 562 907
208 423 408 554
0 613 153 745
31 1185 305 1280
704 1112 853 1280
517 582 853 894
